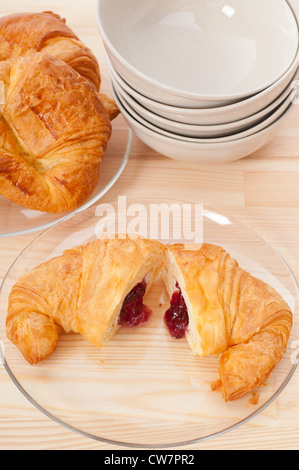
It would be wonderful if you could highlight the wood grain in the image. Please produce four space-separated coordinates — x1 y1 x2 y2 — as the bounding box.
0 0 299 450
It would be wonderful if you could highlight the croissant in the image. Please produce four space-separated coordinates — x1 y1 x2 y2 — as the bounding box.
163 243 293 401
6 236 164 365
0 11 101 90
0 52 117 213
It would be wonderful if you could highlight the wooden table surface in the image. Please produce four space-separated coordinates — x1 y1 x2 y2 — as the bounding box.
1 0 299 450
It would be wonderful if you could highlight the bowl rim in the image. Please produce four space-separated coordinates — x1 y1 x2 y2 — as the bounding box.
97 0 299 102
112 80 296 145
112 70 299 132
111 81 296 150
106 53 299 117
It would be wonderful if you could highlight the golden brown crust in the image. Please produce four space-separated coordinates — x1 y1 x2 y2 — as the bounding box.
165 243 293 401
0 11 101 90
0 52 112 213
6 237 165 364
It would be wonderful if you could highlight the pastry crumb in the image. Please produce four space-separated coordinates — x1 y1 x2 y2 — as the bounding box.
248 392 260 405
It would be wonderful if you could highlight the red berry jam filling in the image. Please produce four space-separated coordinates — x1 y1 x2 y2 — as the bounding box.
118 281 152 327
164 283 189 339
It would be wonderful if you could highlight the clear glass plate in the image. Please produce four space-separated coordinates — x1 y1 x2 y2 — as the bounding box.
0 77 132 238
0 200 298 448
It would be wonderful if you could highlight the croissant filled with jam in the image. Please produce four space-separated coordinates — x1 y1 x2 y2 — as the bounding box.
6 238 292 402
163 243 293 401
6 237 164 365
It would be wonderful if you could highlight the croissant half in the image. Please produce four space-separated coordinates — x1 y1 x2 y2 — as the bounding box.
0 11 101 90
0 52 117 213
163 244 293 401
6 237 164 365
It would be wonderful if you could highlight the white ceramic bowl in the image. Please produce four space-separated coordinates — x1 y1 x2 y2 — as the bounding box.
97 0 299 107
110 83 295 164
107 56 299 125
112 73 299 139
112 81 297 144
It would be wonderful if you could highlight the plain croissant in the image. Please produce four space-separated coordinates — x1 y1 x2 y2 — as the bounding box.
6 236 164 365
0 52 117 213
0 11 101 90
163 243 293 401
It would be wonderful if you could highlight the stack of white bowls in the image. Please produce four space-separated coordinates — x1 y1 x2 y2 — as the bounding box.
97 0 299 164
